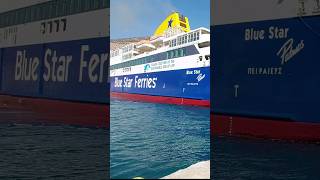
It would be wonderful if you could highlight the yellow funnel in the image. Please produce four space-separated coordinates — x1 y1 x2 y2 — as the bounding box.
153 12 190 36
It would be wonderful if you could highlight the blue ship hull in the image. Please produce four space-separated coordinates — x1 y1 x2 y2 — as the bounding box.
111 67 210 105
0 37 109 127
211 15 320 141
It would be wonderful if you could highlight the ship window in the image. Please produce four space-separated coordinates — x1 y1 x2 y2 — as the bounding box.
7 12 13 26
30 6 35 22
12 11 16 26
8 12 12 25
70 0 77 14
75 0 82 13
65 0 71 13
52 1 58 18
80 0 87 11
84 0 91 11
26 7 31 23
21 8 27 24
93 0 100 9
178 36 182 45
102 0 109 8
196 31 200 40
180 48 185 57
175 50 179 58
0 16 2 27
35 7 41 21
198 41 209 48
69 0 74 13
34 5 40 21
166 52 169 59
45 3 51 19
2 13 7 26
170 51 174 58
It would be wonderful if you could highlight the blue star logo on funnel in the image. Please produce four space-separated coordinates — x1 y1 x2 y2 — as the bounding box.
168 18 173 27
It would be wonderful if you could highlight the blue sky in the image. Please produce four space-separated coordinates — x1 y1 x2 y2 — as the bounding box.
111 0 210 39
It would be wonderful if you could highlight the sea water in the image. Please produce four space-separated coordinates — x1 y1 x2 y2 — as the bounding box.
110 99 210 179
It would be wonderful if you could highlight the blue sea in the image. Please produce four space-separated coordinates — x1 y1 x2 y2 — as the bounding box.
110 99 210 179
0 123 109 179
212 137 320 179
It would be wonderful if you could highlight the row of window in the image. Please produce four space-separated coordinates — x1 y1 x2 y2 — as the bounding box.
122 44 134 53
111 49 119 57
122 53 133 60
110 47 187 70
166 48 186 59
169 30 200 47
0 0 109 28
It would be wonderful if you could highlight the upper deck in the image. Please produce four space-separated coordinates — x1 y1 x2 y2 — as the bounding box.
110 27 210 68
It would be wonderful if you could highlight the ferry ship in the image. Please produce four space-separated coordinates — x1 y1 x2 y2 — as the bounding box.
110 12 210 106
212 0 320 141
0 0 109 128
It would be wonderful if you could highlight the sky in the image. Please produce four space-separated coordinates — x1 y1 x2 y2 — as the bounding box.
110 0 210 39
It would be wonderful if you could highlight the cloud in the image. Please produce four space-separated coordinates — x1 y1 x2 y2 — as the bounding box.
111 0 177 39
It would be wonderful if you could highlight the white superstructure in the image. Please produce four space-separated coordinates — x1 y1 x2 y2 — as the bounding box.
110 26 210 77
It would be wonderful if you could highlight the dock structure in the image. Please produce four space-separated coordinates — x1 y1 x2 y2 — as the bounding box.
161 160 210 179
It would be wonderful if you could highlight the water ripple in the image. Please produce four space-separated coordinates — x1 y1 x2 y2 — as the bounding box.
110 100 210 179
0 123 109 179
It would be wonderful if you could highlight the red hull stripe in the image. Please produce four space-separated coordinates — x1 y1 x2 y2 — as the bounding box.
111 92 210 107
211 113 320 142
0 95 109 128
